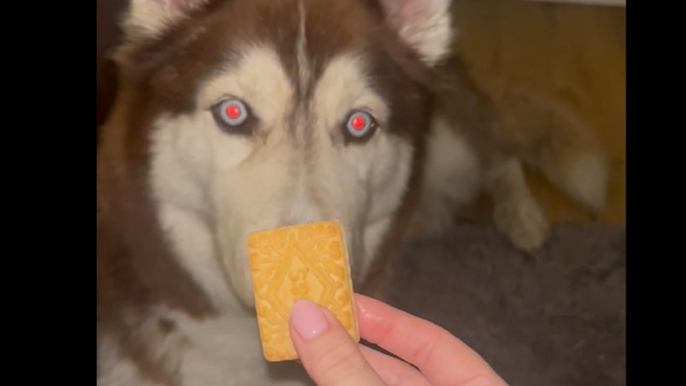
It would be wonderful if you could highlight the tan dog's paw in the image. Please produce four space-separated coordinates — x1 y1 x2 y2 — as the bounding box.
494 196 550 252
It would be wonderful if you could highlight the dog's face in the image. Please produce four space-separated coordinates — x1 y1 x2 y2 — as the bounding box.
115 0 452 306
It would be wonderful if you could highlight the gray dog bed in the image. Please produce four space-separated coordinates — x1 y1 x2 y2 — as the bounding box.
385 223 626 386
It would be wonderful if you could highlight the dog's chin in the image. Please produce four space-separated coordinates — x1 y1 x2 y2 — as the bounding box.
228 271 256 311
235 289 256 311
218 249 257 310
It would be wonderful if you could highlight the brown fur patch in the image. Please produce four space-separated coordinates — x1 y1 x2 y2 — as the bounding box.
97 75 219 383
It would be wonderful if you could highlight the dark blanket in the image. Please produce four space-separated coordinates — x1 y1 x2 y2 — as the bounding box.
386 223 626 386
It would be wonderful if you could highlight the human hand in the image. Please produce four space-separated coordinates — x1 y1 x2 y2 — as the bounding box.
289 294 509 386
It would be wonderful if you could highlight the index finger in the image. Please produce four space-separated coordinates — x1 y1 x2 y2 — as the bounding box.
354 294 509 386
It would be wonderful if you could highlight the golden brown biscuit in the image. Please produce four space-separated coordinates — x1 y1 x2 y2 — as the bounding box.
247 221 359 362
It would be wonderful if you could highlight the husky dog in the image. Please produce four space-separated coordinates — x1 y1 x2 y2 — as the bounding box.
97 0 608 384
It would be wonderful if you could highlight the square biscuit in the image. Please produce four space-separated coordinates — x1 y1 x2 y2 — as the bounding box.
247 221 359 362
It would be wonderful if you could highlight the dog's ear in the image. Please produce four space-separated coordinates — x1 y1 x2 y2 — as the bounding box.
378 0 454 66
121 0 210 41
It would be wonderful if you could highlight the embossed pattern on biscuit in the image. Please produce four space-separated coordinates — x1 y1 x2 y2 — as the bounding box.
247 221 359 362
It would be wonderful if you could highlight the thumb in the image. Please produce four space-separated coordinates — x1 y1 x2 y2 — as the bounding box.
289 299 386 386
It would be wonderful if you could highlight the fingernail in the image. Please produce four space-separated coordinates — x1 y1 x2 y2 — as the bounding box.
291 299 328 340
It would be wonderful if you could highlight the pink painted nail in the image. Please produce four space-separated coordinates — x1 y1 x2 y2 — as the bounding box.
291 299 328 340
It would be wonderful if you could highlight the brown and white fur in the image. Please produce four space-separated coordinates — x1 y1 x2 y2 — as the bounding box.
96 0 608 385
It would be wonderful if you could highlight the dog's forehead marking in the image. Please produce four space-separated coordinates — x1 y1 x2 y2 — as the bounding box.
296 0 310 94
292 0 312 145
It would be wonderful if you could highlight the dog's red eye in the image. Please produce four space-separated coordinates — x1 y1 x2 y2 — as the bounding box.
215 99 249 127
226 104 242 120
351 115 366 130
345 111 376 141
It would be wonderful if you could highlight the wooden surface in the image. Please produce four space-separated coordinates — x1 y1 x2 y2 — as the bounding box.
452 0 626 225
